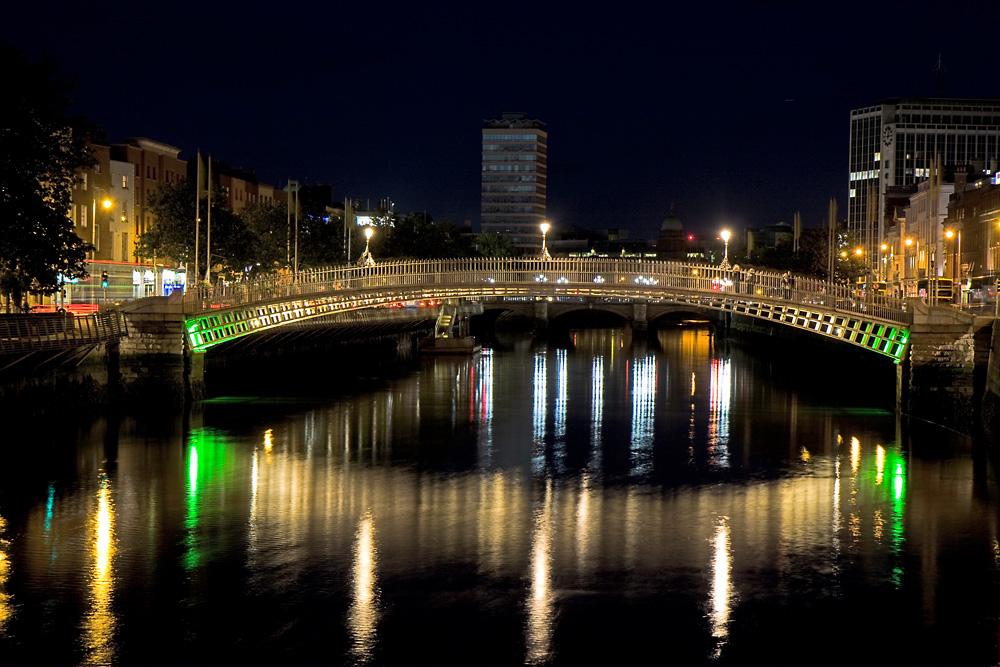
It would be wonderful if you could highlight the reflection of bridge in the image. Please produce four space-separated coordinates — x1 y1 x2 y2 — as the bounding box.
183 258 911 362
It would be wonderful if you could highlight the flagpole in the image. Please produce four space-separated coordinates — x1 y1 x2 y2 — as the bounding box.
193 150 200 291
205 155 212 284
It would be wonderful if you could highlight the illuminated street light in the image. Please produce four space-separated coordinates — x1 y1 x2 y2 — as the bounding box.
855 247 863 256
540 222 551 259
357 226 376 266
719 229 731 270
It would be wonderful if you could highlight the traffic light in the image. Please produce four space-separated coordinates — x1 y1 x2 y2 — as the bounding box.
101 271 109 289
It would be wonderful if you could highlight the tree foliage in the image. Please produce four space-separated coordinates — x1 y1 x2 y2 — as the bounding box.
0 47 95 311
376 212 473 259
739 226 869 284
137 181 253 281
474 232 514 257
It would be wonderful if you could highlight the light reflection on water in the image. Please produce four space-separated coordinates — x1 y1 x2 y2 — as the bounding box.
348 511 379 664
1 328 998 665
80 473 116 666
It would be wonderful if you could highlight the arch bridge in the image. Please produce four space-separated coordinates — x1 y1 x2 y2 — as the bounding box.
183 258 910 362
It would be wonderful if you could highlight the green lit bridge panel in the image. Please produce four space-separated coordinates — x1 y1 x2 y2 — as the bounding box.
182 258 912 361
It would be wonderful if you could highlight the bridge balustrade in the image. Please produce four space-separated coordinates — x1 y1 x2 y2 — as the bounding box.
186 258 908 326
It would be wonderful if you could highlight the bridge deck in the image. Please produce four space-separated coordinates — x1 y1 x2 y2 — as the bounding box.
181 259 911 361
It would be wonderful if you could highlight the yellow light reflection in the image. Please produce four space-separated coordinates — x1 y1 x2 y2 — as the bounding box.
850 437 861 474
264 428 273 450
873 508 885 540
690 371 696 397
0 512 10 634
348 512 379 663
800 446 811 463
875 445 885 485
526 479 554 665
710 516 733 659
81 474 116 666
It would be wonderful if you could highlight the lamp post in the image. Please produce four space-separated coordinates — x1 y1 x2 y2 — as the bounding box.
357 226 376 266
719 230 731 270
540 222 551 259
92 189 112 258
905 237 915 297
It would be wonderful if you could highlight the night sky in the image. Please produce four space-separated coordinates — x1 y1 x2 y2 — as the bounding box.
7 1 1000 239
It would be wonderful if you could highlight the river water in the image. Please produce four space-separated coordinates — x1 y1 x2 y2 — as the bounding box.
1 327 998 665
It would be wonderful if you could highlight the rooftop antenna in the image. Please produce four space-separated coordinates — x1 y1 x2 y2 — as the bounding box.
931 54 947 97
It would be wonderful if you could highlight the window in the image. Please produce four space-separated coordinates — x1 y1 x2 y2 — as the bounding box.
122 175 128 188
80 205 88 228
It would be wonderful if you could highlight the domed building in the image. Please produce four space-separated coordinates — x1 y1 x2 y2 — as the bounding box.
656 203 687 260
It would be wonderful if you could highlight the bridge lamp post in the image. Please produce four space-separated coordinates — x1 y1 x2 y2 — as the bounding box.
358 226 376 267
540 222 551 259
719 230 731 270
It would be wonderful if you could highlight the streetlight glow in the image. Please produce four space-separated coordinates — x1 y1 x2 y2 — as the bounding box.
539 222 551 259
102 198 112 209
719 229 731 270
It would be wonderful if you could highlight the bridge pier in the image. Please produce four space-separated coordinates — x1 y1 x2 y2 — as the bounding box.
533 301 548 332
905 301 993 431
119 292 204 406
632 303 647 333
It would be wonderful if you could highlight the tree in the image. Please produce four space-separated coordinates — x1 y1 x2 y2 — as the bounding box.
475 232 514 257
0 47 95 312
136 181 248 282
239 201 287 276
378 212 473 259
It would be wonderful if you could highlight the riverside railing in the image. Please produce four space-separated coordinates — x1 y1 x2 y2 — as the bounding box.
186 258 911 326
0 311 127 355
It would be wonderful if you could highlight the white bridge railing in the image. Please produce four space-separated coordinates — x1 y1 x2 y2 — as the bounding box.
185 258 911 326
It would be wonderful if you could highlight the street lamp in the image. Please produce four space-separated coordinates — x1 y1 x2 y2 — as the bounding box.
357 226 376 266
719 229 731 270
91 189 112 258
540 222 551 259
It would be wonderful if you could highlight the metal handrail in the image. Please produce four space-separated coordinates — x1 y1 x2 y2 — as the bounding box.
0 312 128 354
185 259 911 327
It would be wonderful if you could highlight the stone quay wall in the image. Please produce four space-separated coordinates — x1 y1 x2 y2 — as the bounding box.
906 302 994 434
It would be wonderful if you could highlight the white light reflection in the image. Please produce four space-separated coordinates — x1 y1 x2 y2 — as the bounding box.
554 349 567 442
709 516 733 659
590 356 603 469
630 356 656 472
348 512 379 664
526 479 554 665
708 358 731 466
81 473 116 666
477 350 495 465
532 353 547 472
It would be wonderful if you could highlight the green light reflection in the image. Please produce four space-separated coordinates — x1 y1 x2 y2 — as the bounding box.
184 429 235 571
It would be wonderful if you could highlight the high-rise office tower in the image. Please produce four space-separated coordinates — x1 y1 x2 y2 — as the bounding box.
481 112 547 250
848 98 1000 268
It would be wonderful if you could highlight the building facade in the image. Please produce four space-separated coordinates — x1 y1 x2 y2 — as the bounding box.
481 113 547 251
848 98 1000 269
111 137 188 257
943 172 1000 296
